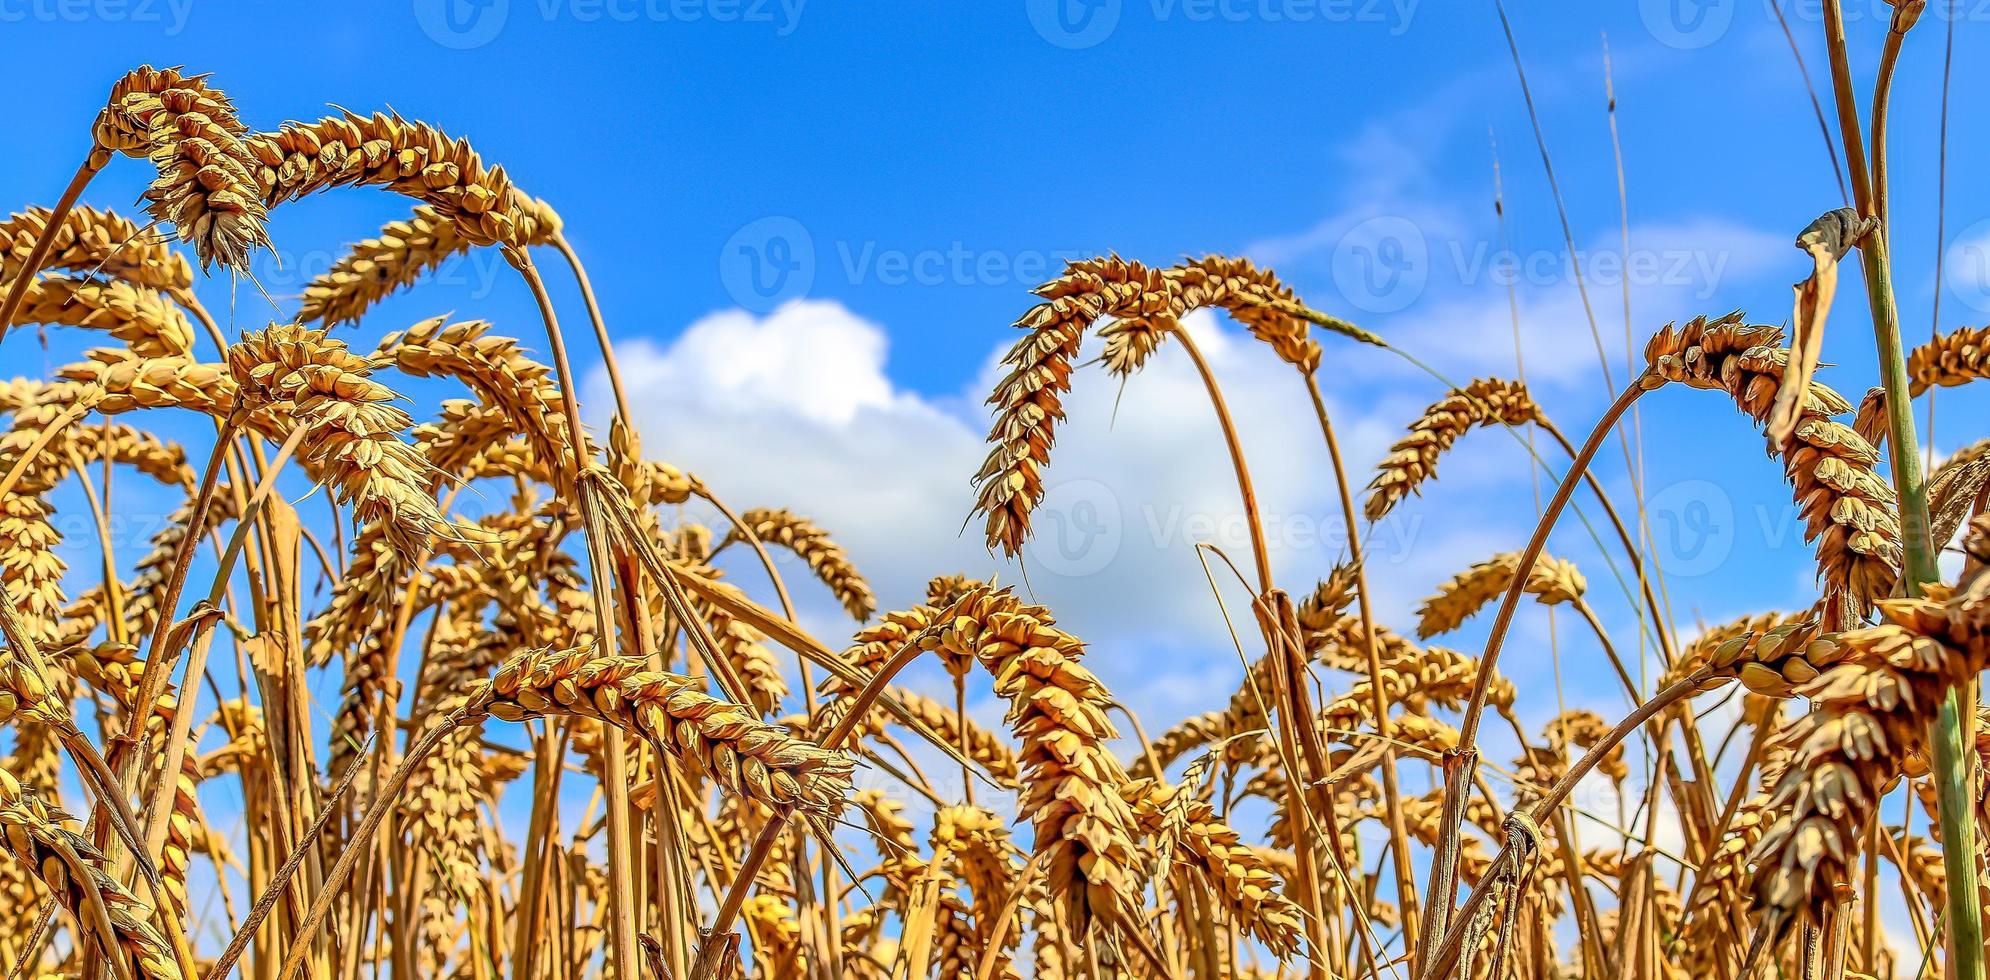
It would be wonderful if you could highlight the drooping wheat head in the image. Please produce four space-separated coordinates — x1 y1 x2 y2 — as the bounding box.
1365 377 1543 522
468 644 855 816
722 507 877 622
1120 776 1307 957
1416 551 1586 639
921 586 1147 941
1641 313 1901 612
94 66 269 271
245 111 560 249
0 766 186 980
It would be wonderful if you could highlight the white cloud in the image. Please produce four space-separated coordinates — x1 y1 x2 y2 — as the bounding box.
594 300 1551 733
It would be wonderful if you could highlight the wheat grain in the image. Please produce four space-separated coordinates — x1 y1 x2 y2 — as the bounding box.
1909 325 1990 396
1170 255 1321 372
374 316 586 482
1659 616 1828 697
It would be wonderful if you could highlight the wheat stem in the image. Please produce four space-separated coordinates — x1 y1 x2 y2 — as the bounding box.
503 247 644 980
1304 373 1421 954
1172 323 1271 593
1420 382 1643 968
0 153 105 347
1818 2 1981 973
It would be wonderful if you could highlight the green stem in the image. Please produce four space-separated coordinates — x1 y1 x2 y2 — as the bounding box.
1817 0 1979 970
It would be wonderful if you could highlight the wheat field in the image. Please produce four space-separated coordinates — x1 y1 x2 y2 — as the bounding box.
1 11 1988 979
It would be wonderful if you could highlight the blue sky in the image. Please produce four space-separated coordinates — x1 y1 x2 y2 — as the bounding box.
6 0 1990 954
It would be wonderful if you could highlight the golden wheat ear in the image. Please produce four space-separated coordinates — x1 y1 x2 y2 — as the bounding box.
95 67 270 273
1365 378 1544 522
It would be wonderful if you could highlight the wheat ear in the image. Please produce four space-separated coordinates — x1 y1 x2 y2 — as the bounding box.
299 199 560 327
1642 313 1902 612
0 766 185 980
722 507 877 621
94 66 269 271
467 644 855 815
0 205 191 293
1415 551 1586 639
11 276 195 358
1365 377 1543 521
1749 587 1989 936
246 112 560 248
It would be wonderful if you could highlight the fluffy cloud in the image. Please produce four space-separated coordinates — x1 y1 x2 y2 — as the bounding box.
593 299 1553 731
